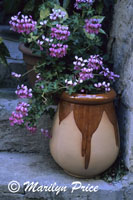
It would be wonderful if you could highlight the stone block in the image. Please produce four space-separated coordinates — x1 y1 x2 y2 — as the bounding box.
108 0 133 171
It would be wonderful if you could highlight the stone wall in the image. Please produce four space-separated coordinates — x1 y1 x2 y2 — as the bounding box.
108 0 133 171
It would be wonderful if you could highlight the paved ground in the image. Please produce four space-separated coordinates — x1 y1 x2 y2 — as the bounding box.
0 152 133 200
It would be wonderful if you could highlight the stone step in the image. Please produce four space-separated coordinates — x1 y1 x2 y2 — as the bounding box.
0 25 19 42
0 88 52 153
0 151 132 200
0 25 27 88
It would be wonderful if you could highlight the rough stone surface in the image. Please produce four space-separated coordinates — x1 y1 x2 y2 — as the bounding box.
0 152 132 200
0 89 52 153
0 37 27 88
108 0 133 172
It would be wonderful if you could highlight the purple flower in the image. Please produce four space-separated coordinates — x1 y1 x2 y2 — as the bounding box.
100 67 120 80
41 129 51 138
94 82 111 92
73 56 88 70
51 24 70 41
79 67 94 81
15 84 32 99
11 72 21 78
85 19 101 35
73 56 94 81
9 12 37 34
49 9 66 21
74 0 94 10
49 43 68 58
26 124 37 133
40 20 47 26
9 102 30 126
37 40 44 51
9 111 24 126
15 102 30 117
88 55 103 70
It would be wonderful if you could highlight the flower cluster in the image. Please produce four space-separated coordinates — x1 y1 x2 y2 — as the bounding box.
74 0 94 9
94 82 111 92
51 24 70 40
88 55 103 70
37 35 54 50
9 112 24 126
73 56 88 70
9 85 36 133
41 129 51 138
16 102 30 117
49 43 68 58
9 102 30 126
79 67 94 81
11 72 21 78
9 12 37 34
49 9 66 21
15 85 32 99
72 55 119 91
100 67 120 80
26 124 37 133
85 19 101 34
73 55 103 82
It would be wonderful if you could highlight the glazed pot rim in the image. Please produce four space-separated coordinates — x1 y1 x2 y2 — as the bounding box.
60 89 116 105
19 43 41 58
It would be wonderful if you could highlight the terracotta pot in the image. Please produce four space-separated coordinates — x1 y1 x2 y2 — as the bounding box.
50 89 120 178
19 43 41 87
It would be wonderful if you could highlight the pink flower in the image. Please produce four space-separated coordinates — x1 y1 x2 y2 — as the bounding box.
49 43 68 58
85 19 101 35
15 85 32 99
88 55 103 70
9 111 24 126
26 124 37 133
41 129 51 138
9 12 37 34
11 72 21 78
51 24 70 41
9 102 30 126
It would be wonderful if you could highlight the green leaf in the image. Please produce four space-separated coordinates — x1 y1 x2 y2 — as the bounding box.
83 29 95 40
63 0 70 9
99 28 106 35
40 6 50 20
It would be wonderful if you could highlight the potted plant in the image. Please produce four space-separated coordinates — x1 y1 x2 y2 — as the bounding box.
9 0 120 178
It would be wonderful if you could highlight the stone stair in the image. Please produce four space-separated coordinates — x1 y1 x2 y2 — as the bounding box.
0 151 132 200
0 25 27 88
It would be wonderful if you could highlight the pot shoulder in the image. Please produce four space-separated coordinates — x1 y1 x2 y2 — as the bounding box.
60 89 116 105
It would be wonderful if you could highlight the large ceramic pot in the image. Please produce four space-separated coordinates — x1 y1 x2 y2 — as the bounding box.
50 89 120 178
19 43 41 86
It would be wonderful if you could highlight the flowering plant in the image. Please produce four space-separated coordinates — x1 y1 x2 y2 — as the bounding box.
9 0 119 134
